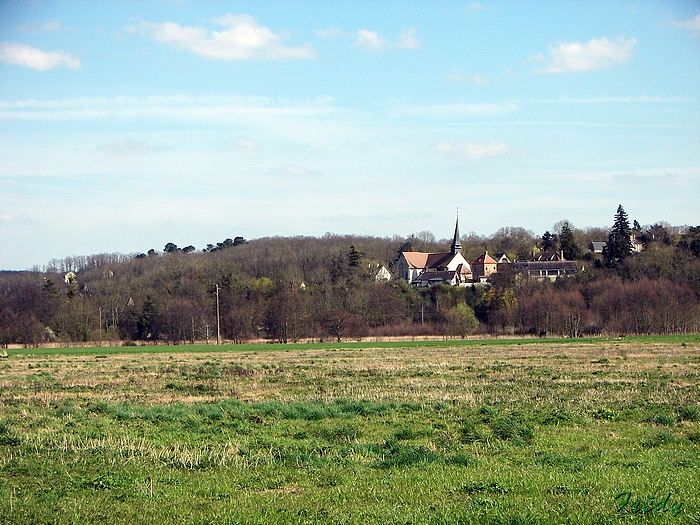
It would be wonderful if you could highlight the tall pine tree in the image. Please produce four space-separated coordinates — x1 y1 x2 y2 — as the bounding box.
541 230 557 252
603 204 632 267
559 221 582 260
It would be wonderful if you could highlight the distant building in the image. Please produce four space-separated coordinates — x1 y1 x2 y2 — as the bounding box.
375 265 392 281
631 234 645 253
509 257 577 281
472 251 498 281
397 218 472 286
530 251 564 262
589 241 606 253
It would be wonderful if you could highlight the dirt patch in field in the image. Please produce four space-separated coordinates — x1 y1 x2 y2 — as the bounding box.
1 341 697 409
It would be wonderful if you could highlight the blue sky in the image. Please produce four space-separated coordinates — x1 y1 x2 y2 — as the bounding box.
1 1 699 270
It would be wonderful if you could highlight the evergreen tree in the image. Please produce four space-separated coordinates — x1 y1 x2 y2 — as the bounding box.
541 231 557 252
559 221 582 260
347 243 363 267
603 204 633 267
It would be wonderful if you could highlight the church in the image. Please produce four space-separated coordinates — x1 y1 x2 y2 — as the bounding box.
397 219 472 286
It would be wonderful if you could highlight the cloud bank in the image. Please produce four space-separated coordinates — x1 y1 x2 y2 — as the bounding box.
0 42 81 70
673 12 700 38
128 14 316 60
533 36 638 73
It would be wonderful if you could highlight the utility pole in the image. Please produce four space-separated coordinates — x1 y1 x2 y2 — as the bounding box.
99 307 102 347
215 284 221 345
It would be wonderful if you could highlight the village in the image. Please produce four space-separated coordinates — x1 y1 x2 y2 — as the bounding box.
395 218 578 287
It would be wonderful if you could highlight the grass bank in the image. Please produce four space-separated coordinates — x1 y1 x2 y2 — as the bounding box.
5 333 700 357
1 339 698 524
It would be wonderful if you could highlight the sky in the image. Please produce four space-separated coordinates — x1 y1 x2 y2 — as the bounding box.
1 1 699 270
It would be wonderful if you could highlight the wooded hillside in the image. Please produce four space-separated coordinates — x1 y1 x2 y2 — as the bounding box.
2 217 700 346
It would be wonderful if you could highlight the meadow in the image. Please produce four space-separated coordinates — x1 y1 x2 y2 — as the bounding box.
1 336 699 524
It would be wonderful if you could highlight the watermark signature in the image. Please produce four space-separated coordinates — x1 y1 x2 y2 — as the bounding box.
615 491 683 516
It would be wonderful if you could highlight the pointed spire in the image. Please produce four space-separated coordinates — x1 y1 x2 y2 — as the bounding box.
451 209 462 254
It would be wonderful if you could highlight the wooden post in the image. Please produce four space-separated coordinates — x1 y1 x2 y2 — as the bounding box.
215 284 221 345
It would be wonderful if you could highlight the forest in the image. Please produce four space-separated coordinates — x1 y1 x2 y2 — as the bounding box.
1 206 700 346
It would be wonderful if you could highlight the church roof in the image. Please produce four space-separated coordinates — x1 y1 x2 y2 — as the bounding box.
451 216 462 254
401 251 462 270
401 251 430 269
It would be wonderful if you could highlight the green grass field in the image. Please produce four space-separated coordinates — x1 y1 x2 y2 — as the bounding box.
1 337 699 524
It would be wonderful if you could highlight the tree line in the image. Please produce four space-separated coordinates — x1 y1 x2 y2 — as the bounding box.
2 207 699 346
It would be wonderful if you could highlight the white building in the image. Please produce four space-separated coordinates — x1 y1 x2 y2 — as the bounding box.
397 219 472 286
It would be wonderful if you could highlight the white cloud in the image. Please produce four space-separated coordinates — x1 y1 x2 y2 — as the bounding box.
96 140 169 155
397 28 421 49
0 42 81 70
354 29 388 51
673 12 700 38
354 28 421 51
127 14 316 60
0 94 340 122
614 168 698 188
436 141 509 160
532 36 638 73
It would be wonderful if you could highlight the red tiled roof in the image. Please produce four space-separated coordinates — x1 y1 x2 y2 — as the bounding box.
473 252 498 265
402 251 455 269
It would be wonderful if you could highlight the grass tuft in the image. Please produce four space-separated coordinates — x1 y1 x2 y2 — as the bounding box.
678 404 699 422
489 415 534 445
374 439 441 468
642 429 677 447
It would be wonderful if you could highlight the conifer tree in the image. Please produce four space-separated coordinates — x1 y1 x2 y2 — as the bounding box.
347 243 363 267
559 221 582 260
541 231 557 252
603 204 632 266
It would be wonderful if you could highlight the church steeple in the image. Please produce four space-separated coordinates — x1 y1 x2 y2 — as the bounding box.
451 210 462 255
